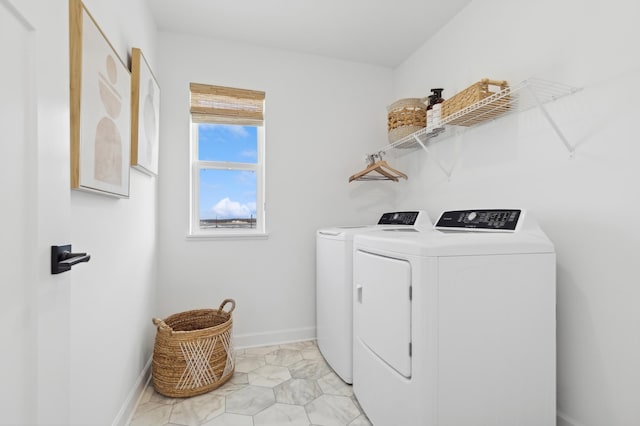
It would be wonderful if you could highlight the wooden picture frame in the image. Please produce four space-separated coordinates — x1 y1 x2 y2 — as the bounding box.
130 47 160 176
69 0 131 197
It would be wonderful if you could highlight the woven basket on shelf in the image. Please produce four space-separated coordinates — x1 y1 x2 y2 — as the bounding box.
387 97 427 143
151 299 235 398
442 79 510 126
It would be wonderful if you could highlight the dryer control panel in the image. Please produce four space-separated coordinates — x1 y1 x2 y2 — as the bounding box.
435 209 522 232
377 211 423 226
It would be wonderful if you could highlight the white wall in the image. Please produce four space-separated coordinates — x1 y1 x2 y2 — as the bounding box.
156 33 394 347
69 0 158 424
391 1 640 425
2 0 158 424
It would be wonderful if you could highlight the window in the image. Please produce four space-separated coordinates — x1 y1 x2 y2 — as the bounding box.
189 83 266 237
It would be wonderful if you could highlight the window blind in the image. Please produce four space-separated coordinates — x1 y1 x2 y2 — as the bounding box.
190 83 265 126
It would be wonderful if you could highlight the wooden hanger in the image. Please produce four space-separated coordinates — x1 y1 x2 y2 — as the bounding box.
348 155 408 182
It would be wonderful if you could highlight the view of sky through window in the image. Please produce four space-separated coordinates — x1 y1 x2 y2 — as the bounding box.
198 124 258 221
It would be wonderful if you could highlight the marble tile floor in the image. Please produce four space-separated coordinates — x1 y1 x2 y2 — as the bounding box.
128 340 372 426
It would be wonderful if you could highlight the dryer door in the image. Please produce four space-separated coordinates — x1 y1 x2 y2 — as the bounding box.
354 250 412 378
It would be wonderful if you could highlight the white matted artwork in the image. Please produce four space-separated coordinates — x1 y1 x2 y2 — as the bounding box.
70 0 131 198
130 47 160 176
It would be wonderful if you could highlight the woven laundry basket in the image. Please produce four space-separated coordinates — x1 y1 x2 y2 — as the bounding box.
151 299 235 398
442 79 510 126
387 97 427 143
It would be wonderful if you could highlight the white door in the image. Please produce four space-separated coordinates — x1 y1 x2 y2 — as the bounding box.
354 250 412 378
0 2 37 424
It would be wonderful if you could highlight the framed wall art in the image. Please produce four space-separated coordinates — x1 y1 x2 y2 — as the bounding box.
130 47 160 176
69 0 131 197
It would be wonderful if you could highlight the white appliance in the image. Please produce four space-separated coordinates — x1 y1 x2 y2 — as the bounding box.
353 209 556 426
316 211 431 384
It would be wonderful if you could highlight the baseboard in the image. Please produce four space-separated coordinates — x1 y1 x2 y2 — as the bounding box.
234 326 316 349
557 410 584 426
112 357 152 426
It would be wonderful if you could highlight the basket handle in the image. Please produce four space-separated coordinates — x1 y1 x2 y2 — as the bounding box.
482 79 509 89
152 317 172 332
218 298 236 314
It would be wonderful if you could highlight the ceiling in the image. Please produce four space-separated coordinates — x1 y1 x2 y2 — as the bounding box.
147 0 472 68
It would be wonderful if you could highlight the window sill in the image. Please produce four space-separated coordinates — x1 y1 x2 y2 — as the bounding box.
186 231 270 241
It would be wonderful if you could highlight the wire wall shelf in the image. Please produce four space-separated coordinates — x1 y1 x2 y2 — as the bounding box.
376 78 582 157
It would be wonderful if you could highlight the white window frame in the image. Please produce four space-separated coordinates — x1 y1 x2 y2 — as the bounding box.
188 122 267 239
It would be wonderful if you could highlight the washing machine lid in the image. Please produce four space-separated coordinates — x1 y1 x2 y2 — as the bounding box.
317 225 376 240
316 210 432 240
354 210 554 256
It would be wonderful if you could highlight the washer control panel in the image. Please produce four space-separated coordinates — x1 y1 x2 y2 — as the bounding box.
435 209 522 232
377 211 423 226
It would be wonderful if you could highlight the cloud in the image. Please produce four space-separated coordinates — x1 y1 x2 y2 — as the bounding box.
212 197 255 219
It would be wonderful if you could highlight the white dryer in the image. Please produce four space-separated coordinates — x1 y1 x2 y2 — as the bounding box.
316 211 431 384
352 209 556 426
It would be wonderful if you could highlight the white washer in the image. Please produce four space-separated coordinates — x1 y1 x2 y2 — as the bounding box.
353 209 556 426
316 211 431 384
